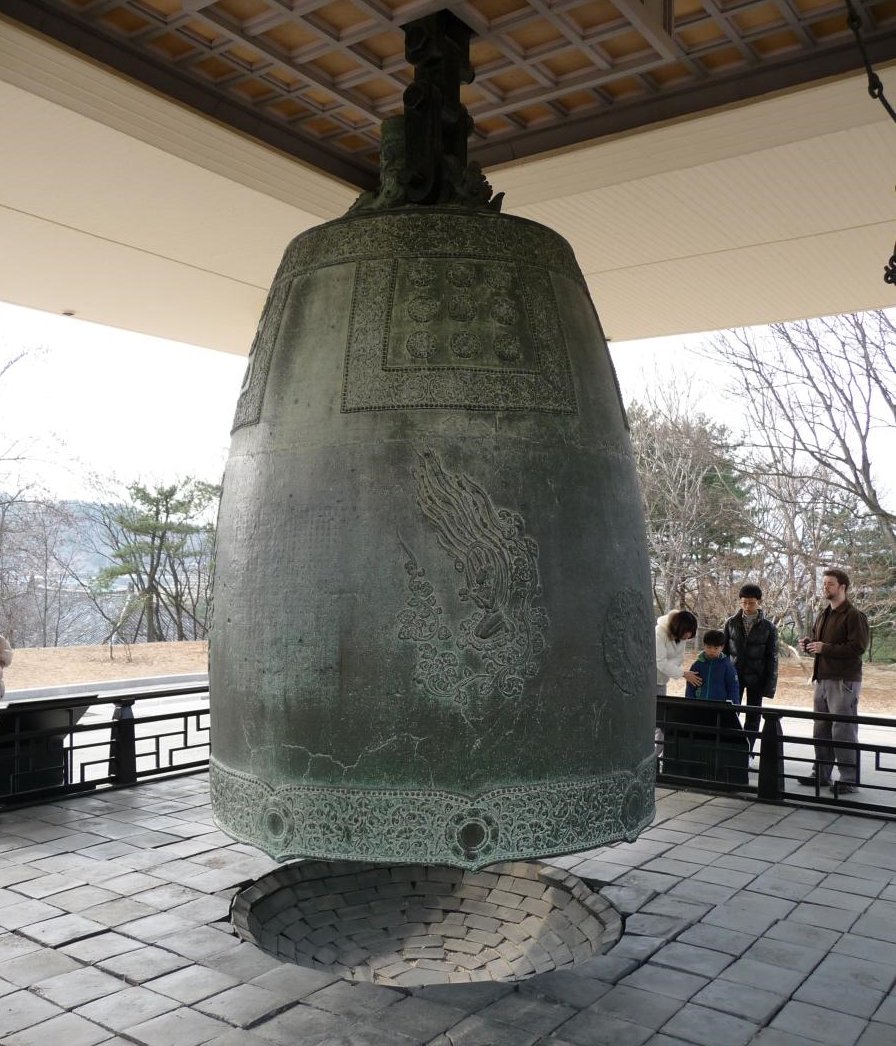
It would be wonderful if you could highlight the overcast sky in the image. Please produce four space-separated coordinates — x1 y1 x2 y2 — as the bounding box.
0 299 715 501
0 301 247 500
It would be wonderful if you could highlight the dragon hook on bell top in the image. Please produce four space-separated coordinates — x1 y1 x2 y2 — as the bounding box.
351 10 504 214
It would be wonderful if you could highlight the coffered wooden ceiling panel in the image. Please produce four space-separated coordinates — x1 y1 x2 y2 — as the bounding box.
3 0 895 186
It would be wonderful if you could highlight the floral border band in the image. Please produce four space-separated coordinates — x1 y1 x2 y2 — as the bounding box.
210 753 656 871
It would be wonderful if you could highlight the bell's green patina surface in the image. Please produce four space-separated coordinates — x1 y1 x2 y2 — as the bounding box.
209 11 655 870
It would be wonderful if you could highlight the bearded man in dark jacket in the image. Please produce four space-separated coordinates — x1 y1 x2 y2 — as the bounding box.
723 583 778 758
797 568 869 794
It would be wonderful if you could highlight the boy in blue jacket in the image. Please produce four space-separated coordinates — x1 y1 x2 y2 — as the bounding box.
685 629 740 703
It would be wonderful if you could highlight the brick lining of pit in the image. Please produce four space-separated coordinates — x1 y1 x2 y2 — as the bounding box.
230 859 623 987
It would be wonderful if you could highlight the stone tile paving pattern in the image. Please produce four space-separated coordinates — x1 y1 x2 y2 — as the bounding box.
0 775 895 1044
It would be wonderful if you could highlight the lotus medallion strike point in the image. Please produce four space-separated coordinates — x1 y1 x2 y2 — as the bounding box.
210 9 655 872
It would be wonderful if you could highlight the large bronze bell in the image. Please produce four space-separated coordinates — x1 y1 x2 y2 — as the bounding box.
210 12 655 871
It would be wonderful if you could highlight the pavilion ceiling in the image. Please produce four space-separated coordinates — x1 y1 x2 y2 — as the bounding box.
2 0 895 187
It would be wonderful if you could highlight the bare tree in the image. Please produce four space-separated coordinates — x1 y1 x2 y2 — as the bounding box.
627 385 750 620
14 500 85 647
705 310 896 554
0 486 38 644
735 454 863 638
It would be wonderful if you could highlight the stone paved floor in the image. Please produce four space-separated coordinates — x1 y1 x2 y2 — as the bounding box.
1 775 895 1045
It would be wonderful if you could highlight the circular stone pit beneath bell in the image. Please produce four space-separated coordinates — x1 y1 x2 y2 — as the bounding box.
230 859 623 988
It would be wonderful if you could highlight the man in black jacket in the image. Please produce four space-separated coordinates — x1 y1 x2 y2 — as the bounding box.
723 584 778 759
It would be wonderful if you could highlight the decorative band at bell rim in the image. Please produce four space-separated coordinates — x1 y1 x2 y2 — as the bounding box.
209 205 655 870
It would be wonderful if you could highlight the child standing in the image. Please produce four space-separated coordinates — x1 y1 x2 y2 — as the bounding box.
685 629 740 703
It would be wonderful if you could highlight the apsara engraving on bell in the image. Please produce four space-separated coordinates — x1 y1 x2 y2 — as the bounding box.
397 449 549 723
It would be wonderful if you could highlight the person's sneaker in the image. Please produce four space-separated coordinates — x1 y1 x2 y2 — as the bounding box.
797 775 831 786
831 782 857 794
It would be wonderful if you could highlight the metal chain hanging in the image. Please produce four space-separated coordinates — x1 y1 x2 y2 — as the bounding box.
844 0 896 283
